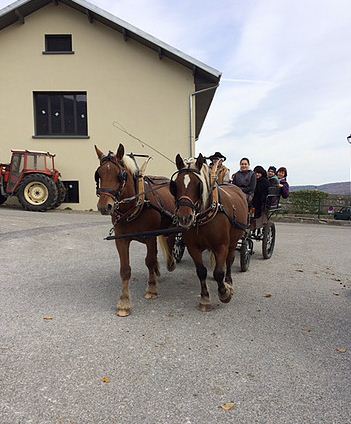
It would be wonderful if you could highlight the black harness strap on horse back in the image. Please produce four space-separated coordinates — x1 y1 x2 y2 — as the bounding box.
144 179 175 220
218 204 248 230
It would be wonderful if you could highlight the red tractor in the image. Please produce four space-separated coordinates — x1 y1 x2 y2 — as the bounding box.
0 150 66 212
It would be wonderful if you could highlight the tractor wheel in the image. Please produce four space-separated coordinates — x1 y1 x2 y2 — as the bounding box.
0 193 7 205
17 174 58 212
53 180 66 208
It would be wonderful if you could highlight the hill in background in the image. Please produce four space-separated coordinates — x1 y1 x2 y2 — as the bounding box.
290 181 350 195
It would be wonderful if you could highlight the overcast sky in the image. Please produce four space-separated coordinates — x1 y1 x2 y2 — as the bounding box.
1 0 351 185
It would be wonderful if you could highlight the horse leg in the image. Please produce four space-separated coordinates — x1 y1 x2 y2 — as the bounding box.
144 237 159 299
214 245 233 304
225 246 236 284
115 239 132 317
188 247 211 312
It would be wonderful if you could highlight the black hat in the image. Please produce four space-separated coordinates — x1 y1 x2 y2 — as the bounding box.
209 152 226 161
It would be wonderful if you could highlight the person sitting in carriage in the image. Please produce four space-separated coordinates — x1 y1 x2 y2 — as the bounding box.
231 157 256 203
252 166 270 218
277 167 290 199
208 151 230 184
267 166 279 186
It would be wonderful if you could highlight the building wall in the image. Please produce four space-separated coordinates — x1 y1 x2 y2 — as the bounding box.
0 3 195 210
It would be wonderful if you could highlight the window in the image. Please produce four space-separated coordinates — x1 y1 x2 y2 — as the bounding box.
33 92 88 137
62 181 79 203
44 34 73 53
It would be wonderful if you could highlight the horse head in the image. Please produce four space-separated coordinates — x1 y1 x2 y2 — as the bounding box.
94 144 131 215
170 153 208 228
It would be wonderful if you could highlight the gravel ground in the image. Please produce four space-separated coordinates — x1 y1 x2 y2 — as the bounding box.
0 208 350 424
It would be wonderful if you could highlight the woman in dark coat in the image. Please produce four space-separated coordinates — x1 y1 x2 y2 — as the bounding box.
252 166 270 218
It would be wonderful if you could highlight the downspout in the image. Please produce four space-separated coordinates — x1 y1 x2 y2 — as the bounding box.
189 84 219 157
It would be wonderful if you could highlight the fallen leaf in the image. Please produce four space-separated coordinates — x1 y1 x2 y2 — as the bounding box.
333 293 340 296
101 376 111 383
264 294 272 298
336 347 347 353
43 316 53 320
295 269 304 273
332 278 341 282
220 402 236 411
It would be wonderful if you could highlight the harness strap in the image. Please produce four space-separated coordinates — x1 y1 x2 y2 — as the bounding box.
218 204 248 230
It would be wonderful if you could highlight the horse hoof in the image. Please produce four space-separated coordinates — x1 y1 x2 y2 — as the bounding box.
116 309 130 317
144 291 158 300
167 261 176 272
197 303 213 312
225 277 233 284
219 283 234 304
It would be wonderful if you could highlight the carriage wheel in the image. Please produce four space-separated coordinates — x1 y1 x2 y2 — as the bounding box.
173 233 185 263
262 222 276 259
240 238 251 272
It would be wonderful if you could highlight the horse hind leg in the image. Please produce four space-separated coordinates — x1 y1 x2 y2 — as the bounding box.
144 238 159 299
225 246 236 285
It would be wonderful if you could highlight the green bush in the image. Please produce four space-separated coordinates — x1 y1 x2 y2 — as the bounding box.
290 190 328 214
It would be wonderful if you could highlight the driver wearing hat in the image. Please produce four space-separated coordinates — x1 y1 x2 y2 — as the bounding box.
208 152 230 184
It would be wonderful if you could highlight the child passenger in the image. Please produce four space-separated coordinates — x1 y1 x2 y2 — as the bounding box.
267 166 279 186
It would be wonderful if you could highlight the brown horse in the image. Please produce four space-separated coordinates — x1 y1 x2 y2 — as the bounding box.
95 144 176 317
170 154 248 311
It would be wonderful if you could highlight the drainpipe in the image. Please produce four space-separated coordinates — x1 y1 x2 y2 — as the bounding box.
189 84 219 157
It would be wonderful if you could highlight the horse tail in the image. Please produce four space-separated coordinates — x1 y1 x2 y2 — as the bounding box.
158 235 176 272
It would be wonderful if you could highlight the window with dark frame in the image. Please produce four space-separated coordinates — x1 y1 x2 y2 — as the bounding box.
34 92 88 137
62 181 79 203
45 34 73 53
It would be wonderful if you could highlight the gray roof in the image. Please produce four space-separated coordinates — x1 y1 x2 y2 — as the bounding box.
0 0 221 138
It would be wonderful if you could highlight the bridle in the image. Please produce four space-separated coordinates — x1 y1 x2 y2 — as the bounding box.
170 168 204 213
94 153 128 201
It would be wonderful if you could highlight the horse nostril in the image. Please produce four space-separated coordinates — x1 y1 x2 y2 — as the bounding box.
107 204 113 211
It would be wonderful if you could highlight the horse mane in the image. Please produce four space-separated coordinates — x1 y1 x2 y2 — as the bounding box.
121 154 138 175
184 158 210 208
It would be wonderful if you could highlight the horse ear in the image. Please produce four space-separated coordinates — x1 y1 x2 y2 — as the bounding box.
175 154 185 170
116 143 124 160
195 153 204 171
169 181 177 197
95 145 104 160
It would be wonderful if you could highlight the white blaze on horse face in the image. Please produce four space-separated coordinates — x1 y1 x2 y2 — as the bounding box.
184 174 191 189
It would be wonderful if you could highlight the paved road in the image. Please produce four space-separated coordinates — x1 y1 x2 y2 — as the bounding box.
0 208 350 424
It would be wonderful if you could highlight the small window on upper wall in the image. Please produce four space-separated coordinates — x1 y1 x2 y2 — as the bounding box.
44 34 73 54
